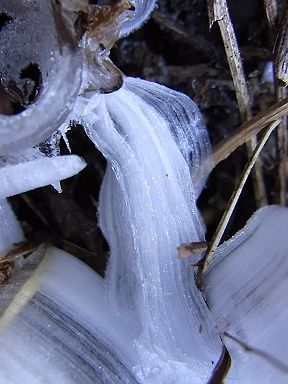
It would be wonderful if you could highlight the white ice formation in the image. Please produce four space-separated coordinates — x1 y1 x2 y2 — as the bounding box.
1 1 288 384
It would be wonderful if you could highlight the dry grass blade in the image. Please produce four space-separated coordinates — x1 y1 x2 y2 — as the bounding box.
198 120 280 283
207 0 251 121
264 0 278 37
213 97 288 165
207 0 267 207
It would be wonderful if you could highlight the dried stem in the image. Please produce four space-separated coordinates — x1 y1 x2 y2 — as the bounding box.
264 0 278 38
207 0 267 207
213 97 288 165
198 120 280 282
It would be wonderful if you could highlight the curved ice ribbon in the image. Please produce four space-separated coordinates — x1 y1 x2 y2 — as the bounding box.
72 77 222 381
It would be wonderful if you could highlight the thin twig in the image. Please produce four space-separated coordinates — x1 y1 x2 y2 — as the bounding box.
223 332 288 375
213 97 288 165
208 0 267 207
198 120 280 282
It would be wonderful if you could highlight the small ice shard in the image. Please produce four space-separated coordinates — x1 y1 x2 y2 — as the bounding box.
203 205 288 383
0 155 86 198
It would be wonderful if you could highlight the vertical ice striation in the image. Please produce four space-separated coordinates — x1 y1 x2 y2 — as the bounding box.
72 77 222 381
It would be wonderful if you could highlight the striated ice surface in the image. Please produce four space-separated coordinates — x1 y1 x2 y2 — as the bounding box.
0 247 140 384
204 205 288 383
124 78 212 195
73 77 222 380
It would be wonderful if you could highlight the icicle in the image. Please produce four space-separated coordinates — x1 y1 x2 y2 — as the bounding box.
0 155 86 199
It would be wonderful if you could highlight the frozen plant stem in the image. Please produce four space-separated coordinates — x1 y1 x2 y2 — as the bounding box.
198 120 280 284
208 0 267 207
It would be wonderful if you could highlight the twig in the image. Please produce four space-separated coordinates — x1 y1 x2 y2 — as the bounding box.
208 0 267 207
198 120 280 282
223 332 288 375
213 97 288 165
